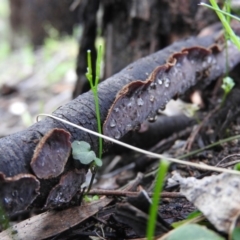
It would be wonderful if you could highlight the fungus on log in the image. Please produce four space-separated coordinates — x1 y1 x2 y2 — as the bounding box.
1 27 240 215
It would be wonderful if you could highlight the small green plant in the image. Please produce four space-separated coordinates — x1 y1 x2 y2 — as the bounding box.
72 140 102 167
201 0 237 107
69 46 103 192
0 204 9 230
83 195 99 203
172 210 203 228
234 162 240 171
164 223 224 240
200 0 240 50
86 46 103 159
221 76 235 105
147 159 169 240
232 227 240 240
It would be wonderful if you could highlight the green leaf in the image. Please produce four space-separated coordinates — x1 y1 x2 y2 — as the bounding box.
92 195 99 201
232 227 240 240
221 76 235 94
165 224 224 240
172 211 202 228
72 141 96 165
72 141 91 152
94 157 103 167
83 195 99 203
186 210 202 220
234 163 240 171
147 159 169 240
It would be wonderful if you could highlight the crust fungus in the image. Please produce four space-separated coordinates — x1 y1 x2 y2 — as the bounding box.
31 128 71 179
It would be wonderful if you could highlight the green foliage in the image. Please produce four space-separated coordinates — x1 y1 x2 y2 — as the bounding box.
72 141 102 167
201 0 240 50
221 76 235 105
186 210 202 220
221 76 235 95
232 227 240 240
165 224 224 240
234 162 240 171
83 195 99 203
147 159 169 240
171 210 203 228
0 204 9 230
86 46 103 159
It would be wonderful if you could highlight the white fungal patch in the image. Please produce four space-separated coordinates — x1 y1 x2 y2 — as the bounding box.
207 56 212 64
202 61 207 68
137 97 144 106
110 119 116 128
150 82 157 89
126 124 133 131
114 130 121 139
114 107 119 113
150 95 155 102
164 78 170 88
158 78 163 85
127 102 132 108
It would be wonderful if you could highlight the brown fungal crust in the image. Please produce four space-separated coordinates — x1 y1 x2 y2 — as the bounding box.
45 169 86 208
103 42 240 139
31 128 71 179
0 172 40 215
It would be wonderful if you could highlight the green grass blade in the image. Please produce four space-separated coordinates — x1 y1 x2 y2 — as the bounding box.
94 45 103 158
147 159 169 240
85 46 103 159
95 45 102 85
201 1 240 50
86 50 93 88
199 3 240 22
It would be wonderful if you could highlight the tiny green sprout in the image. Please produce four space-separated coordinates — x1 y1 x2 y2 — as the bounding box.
85 46 103 159
0 204 9 230
72 140 103 167
221 76 235 105
232 227 240 240
234 163 240 171
147 159 169 240
85 45 103 192
83 195 99 203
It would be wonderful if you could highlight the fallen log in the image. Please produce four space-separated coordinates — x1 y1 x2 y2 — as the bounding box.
1 27 240 215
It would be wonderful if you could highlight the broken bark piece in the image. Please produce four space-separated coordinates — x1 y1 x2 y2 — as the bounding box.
103 43 240 139
31 128 71 179
0 197 113 240
0 172 40 216
45 169 86 208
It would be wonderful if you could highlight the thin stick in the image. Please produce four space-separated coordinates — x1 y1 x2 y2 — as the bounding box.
87 189 184 198
37 114 240 175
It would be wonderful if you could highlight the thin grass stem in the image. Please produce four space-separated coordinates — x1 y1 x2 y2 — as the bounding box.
147 159 169 240
200 1 240 50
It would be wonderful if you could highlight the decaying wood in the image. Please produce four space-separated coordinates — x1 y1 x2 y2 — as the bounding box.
103 40 240 139
0 197 112 240
1 28 240 215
